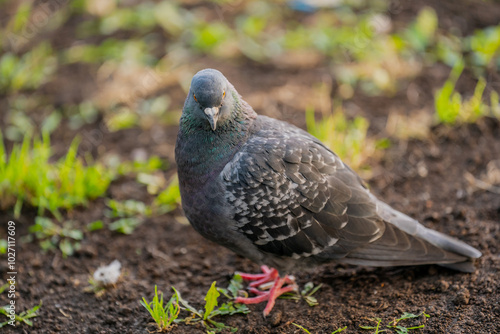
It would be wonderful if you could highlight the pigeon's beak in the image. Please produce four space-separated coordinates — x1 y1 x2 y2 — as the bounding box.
204 107 220 131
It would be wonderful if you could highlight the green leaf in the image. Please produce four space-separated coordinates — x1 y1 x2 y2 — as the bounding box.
173 287 201 317
0 239 7 254
292 323 312 334
28 301 42 315
301 282 315 295
87 220 104 231
0 301 41 327
360 318 385 333
109 217 142 234
304 296 318 307
154 174 181 212
0 283 9 294
211 301 250 317
41 112 62 134
227 274 244 298
64 228 83 240
203 281 219 320
434 59 465 124
59 239 75 257
140 285 180 331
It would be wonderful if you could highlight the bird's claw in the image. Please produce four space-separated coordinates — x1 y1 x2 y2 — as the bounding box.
234 265 297 316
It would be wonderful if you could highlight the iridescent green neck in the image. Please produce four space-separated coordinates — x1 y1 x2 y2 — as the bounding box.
176 94 256 187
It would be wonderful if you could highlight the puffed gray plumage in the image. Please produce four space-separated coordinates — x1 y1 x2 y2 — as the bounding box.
175 68 481 275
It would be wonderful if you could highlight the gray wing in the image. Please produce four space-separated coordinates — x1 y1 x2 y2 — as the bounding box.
220 119 478 270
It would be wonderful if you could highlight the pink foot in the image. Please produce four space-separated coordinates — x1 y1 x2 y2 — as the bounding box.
235 265 297 316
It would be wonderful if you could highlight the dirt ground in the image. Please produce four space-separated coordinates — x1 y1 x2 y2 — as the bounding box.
1 0 500 333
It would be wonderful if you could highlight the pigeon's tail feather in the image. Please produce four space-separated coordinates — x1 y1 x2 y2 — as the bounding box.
416 227 481 259
414 228 480 273
372 198 481 271
340 258 477 272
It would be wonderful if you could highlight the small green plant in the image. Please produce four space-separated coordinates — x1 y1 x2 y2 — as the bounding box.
113 154 170 197
293 323 347 334
105 175 181 235
360 311 430 334
360 318 385 334
106 199 151 234
142 278 250 333
86 220 104 232
109 217 142 234
191 22 234 54
65 101 99 130
292 323 313 334
434 59 464 124
153 174 182 213
106 107 140 132
63 39 151 64
115 155 165 176
29 217 83 257
401 7 438 52
468 25 500 69
178 281 249 333
281 281 322 307
0 301 42 328
0 239 6 254
86 277 108 297
216 274 246 300
434 59 497 124
106 199 152 218
0 42 57 93
141 285 181 332
387 312 430 333
0 132 114 220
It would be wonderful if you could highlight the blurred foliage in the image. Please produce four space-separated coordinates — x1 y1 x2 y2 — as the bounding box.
106 199 152 219
0 239 7 254
306 107 388 175
468 25 500 72
435 60 466 124
435 59 497 124
0 300 42 328
0 42 56 93
401 7 438 52
0 132 113 220
1 0 499 137
103 175 181 235
154 174 181 212
29 217 83 257
113 154 165 175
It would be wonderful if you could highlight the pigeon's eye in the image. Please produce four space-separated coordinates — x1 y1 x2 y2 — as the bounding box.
193 94 198 102
222 91 225 99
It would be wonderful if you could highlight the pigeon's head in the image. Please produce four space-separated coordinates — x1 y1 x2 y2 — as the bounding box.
185 68 236 131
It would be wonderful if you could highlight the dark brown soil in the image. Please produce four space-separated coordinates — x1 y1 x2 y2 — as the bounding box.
1 1 500 333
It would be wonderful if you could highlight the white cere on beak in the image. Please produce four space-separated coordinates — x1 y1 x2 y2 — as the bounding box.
204 107 220 131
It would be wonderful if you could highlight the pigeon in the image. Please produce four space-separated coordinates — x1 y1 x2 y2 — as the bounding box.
175 68 481 316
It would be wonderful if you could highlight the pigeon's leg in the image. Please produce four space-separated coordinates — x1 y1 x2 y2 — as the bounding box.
235 266 298 316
